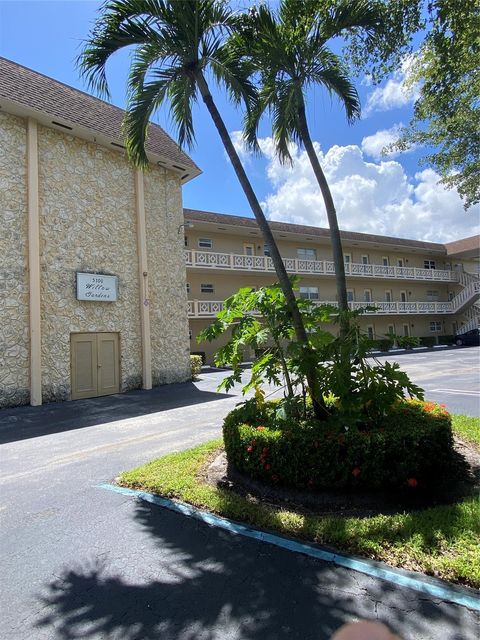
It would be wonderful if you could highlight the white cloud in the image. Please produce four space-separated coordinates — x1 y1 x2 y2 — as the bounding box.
232 133 478 243
364 56 420 116
361 123 408 160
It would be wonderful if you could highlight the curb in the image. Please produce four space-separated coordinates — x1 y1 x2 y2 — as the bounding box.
99 482 480 612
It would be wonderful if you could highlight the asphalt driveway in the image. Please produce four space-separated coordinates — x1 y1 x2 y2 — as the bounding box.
0 348 479 639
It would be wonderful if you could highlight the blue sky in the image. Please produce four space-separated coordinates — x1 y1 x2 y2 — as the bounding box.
1 0 477 241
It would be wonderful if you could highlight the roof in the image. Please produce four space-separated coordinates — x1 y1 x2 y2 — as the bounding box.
183 208 449 253
444 235 480 260
0 57 201 182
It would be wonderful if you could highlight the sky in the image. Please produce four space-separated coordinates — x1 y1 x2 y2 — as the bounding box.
1 0 478 243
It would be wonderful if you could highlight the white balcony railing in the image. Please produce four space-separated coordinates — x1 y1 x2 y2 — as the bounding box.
185 250 458 282
187 299 469 318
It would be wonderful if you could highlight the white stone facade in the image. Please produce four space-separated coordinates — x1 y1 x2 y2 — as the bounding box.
0 111 191 408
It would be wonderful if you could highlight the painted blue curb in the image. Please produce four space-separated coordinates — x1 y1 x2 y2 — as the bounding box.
99 482 480 612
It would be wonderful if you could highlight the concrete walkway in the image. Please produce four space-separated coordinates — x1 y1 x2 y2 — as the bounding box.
0 356 479 639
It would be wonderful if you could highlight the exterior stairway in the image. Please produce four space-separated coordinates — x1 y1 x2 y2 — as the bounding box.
455 272 480 332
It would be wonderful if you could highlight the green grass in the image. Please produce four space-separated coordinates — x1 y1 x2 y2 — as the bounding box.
119 416 480 589
452 414 480 448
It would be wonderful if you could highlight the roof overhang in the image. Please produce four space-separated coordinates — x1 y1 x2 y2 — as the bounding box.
1 97 201 185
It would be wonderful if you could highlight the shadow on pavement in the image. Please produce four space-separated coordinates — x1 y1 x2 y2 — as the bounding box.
34 499 473 640
0 382 231 445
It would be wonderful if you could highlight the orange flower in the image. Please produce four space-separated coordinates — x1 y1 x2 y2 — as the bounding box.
256 425 266 431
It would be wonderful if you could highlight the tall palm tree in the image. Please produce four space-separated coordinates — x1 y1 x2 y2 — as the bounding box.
236 0 380 334
77 0 324 413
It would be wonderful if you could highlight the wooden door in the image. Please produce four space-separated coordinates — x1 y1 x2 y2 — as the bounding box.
71 333 120 400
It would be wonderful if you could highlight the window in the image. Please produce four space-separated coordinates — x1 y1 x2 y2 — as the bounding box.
200 283 214 293
362 255 369 265
363 289 372 302
299 286 319 300
400 290 407 302
198 238 212 249
244 243 255 256
387 324 395 335
426 290 439 301
385 290 392 302
297 247 317 260
424 260 436 269
382 257 389 266
347 289 355 302
184 236 188 247
186 282 190 294
344 253 352 264
264 244 271 257
397 258 404 268
367 325 374 340
430 321 442 332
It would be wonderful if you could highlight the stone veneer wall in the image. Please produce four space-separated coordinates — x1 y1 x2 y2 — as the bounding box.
37 126 143 402
144 166 191 384
0 113 30 408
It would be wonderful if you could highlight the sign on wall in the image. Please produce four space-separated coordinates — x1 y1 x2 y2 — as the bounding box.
76 272 118 302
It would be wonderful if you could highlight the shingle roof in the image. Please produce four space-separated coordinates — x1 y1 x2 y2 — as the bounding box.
0 57 200 176
184 208 448 252
444 235 480 259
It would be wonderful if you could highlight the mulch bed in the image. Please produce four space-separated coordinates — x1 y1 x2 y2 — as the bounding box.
202 436 480 518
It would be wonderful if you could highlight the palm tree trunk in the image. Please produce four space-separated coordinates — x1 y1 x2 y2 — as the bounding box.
196 72 327 418
296 103 349 336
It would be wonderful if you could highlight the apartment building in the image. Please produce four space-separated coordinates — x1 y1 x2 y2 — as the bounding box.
184 209 480 364
0 58 200 408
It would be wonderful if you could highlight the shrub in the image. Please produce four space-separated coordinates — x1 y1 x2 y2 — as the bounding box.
420 336 436 347
395 335 420 349
376 337 394 352
223 399 454 490
190 355 203 380
438 335 454 345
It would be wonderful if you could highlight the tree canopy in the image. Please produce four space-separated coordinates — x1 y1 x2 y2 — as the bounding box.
343 0 480 209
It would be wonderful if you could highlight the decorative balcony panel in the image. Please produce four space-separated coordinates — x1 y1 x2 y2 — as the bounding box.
185 250 458 282
188 299 468 318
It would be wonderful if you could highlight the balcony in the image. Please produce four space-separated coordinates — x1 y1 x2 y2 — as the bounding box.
188 299 459 318
185 250 458 282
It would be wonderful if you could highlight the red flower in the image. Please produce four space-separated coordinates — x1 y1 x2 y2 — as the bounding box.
407 478 418 487
246 446 253 453
256 425 266 431
352 467 361 477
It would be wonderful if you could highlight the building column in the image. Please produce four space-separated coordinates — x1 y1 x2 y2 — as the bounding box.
135 168 152 389
27 118 42 405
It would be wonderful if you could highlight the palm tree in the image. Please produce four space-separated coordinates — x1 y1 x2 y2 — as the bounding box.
77 0 324 414
236 0 380 334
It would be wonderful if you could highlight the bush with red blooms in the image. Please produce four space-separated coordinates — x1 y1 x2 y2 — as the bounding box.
223 399 454 490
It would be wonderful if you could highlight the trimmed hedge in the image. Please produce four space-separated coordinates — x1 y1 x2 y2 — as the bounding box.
419 336 436 347
223 400 455 490
190 355 203 379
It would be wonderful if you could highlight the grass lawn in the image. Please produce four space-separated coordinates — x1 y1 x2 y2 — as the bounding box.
118 415 480 589
452 414 480 449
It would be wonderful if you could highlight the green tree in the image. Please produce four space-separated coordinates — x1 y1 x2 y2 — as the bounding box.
345 0 480 209
77 0 323 412
233 0 381 333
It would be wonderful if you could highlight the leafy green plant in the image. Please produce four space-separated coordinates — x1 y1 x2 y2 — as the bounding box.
190 355 203 380
395 335 420 349
198 281 335 401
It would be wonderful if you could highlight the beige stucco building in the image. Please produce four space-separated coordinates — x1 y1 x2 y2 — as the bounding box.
0 58 200 408
183 209 480 363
